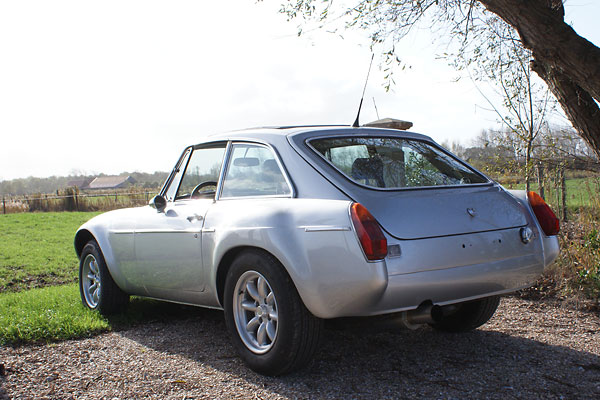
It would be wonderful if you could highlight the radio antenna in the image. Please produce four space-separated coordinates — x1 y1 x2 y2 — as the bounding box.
372 97 380 119
352 53 375 128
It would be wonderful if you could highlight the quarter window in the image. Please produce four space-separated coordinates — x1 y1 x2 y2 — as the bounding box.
221 144 291 198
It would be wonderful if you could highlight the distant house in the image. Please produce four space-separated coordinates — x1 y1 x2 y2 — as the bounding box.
87 176 137 190
67 178 93 190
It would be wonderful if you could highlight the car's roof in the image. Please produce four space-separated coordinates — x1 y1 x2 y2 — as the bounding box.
202 125 434 145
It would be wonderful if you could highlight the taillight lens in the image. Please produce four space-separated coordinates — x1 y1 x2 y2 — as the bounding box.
350 203 388 261
527 191 560 236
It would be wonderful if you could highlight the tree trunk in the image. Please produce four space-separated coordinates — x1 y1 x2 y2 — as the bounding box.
479 0 600 159
560 166 567 222
532 61 600 157
537 162 545 200
525 139 532 192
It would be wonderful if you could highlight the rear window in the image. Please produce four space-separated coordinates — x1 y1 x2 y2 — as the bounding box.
309 137 487 189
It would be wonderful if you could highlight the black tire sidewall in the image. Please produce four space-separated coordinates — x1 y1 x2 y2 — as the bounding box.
223 251 302 375
79 242 102 310
78 240 127 314
433 296 501 332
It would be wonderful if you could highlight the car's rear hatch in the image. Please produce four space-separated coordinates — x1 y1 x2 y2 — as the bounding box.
288 128 527 240
354 185 526 240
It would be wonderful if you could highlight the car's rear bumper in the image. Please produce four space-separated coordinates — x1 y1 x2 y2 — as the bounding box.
364 253 544 316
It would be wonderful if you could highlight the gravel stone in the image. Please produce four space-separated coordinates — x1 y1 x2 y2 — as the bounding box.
1 297 598 399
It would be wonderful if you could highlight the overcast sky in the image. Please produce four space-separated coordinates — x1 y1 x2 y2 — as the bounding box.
1 0 598 181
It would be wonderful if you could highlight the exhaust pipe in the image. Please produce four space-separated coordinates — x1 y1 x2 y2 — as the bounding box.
327 302 450 332
398 303 443 330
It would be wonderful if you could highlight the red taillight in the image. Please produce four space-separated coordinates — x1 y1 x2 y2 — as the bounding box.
527 191 560 236
350 203 388 261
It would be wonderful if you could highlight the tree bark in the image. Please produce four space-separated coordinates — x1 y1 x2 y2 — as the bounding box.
479 0 600 159
532 60 600 157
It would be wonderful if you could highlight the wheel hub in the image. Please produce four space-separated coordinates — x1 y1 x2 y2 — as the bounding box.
232 270 279 354
81 254 101 309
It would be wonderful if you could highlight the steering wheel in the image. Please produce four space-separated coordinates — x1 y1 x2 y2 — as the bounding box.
190 181 218 199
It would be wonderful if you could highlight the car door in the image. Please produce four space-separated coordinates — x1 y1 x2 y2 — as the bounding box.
132 143 227 301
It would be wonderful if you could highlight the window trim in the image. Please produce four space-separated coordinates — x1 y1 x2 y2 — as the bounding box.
159 146 192 200
162 141 229 203
305 135 492 192
217 141 295 200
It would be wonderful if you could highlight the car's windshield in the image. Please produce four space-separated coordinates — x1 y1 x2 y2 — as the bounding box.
309 136 487 189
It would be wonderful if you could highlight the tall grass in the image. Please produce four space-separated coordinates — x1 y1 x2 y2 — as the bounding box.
524 191 600 307
3 188 157 214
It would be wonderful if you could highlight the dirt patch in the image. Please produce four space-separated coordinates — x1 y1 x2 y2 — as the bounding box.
0 271 73 293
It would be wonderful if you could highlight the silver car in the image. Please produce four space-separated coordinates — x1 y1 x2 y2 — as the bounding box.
75 123 560 375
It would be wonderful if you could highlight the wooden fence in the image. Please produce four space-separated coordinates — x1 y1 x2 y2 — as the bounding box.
2 190 157 214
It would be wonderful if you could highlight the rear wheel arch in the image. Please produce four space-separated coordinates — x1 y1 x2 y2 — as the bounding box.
221 247 323 375
216 246 293 308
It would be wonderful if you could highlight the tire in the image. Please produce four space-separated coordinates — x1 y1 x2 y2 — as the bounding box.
430 296 500 333
79 240 129 315
223 250 323 376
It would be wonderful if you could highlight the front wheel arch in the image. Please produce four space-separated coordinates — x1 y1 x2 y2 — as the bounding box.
74 229 95 258
79 239 129 315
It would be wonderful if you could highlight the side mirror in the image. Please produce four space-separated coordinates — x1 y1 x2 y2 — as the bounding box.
149 195 167 213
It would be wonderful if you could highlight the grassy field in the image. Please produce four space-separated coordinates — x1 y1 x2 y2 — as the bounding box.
502 176 600 211
0 284 201 345
0 212 101 292
0 285 110 343
0 211 201 345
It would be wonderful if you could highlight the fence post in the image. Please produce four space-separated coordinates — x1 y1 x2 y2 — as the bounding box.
555 167 560 217
560 166 567 222
536 163 545 200
2 196 5 214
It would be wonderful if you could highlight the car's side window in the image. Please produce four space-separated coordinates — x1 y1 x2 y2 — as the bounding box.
174 144 227 201
221 143 291 198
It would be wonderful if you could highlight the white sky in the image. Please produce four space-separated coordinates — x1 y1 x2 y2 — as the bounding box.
0 0 598 181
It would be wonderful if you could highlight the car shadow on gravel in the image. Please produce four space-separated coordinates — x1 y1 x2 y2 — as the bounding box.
119 304 600 399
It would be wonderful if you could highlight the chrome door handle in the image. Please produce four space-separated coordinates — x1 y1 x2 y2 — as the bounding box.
187 214 203 222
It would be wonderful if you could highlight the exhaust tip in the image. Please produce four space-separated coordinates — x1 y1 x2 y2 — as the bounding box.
431 305 443 323
400 302 443 329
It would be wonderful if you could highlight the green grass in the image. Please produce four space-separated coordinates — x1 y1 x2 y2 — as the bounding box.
0 211 100 292
502 176 600 211
0 283 206 345
0 284 109 344
0 211 209 345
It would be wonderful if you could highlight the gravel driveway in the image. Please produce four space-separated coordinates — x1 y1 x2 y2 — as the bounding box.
1 297 599 399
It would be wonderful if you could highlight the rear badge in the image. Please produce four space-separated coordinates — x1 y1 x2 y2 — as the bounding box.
520 227 533 244
467 208 477 217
